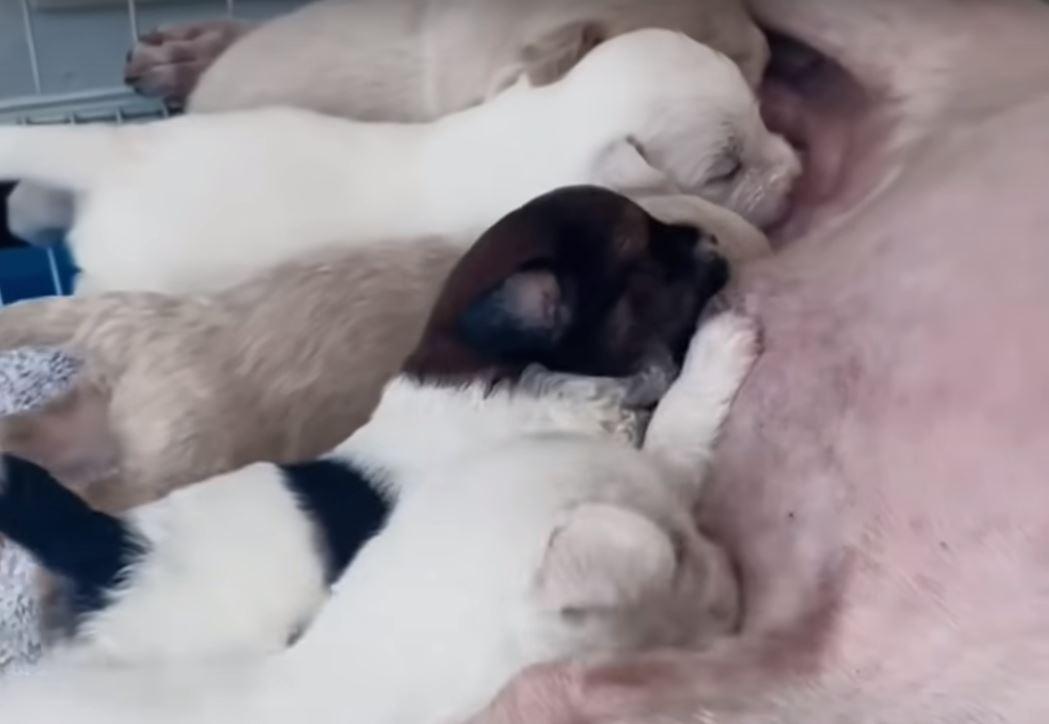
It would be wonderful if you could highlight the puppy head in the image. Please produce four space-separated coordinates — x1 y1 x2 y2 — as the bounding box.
569 29 801 229
403 186 728 384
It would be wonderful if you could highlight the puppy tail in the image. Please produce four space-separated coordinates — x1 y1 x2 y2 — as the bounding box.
0 454 146 617
0 124 130 193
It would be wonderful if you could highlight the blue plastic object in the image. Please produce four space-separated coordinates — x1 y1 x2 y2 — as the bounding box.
0 244 77 305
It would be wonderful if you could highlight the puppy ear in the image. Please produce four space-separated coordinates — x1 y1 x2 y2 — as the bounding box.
486 21 606 97
457 267 575 356
593 138 674 197
536 503 677 614
522 21 607 86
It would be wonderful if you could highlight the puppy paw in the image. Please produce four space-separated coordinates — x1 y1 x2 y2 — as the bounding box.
124 20 249 103
681 312 761 404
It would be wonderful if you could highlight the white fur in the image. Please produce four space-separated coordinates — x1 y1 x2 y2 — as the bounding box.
71 464 327 664
55 371 646 664
0 313 757 724
0 30 797 295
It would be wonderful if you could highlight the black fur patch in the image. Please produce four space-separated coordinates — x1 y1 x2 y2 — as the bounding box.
278 457 390 584
0 454 147 617
457 266 575 360
0 182 29 249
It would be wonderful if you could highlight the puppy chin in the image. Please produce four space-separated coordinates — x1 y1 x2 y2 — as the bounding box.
749 192 794 230
722 176 795 230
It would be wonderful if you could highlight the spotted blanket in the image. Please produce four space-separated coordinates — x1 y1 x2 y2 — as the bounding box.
0 346 82 674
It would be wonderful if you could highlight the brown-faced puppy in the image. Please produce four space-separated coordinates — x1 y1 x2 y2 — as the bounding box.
0 187 745 516
0 185 744 665
405 185 728 382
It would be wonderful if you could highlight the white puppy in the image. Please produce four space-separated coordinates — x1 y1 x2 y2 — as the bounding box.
14 0 771 247
0 30 798 296
0 190 758 721
0 311 755 724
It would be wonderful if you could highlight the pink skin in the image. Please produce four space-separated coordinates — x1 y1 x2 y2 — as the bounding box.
124 20 254 103
468 0 1049 721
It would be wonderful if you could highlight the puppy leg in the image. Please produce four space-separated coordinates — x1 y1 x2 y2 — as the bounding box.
643 313 760 498
0 124 125 193
0 347 111 495
1 385 120 500
125 20 255 103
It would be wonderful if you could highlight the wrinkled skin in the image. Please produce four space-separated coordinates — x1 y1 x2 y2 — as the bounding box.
469 0 1049 721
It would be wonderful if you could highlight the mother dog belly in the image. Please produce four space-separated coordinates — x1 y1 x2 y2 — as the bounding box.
468 2 1049 721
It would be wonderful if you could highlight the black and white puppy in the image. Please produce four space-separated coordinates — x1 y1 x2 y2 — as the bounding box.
0 186 746 682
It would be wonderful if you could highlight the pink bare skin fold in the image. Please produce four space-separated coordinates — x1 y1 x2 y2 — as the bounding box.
468 0 1049 721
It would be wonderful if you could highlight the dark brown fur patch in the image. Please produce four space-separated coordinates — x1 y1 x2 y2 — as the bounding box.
403 185 729 385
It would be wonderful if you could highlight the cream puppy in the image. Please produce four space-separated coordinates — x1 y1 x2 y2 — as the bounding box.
128 0 769 117
0 240 462 513
0 29 798 296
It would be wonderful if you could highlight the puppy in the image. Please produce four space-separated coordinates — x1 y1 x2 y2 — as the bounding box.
12 0 770 248
127 0 768 117
0 239 463 513
0 187 757 724
0 29 798 296
0 186 769 514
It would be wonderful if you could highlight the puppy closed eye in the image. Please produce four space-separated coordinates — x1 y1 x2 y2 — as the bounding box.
708 155 742 183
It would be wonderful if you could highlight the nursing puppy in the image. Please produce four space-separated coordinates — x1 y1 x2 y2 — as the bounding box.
0 187 757 724
14 0 770 247
0 29 799 296
0 240 463 513
0 191 768 518
127 0 768 117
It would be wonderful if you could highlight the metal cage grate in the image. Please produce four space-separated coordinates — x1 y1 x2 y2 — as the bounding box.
0 0 302 305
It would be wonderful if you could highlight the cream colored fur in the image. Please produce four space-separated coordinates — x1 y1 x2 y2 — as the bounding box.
187 0 768 120
0 240 461 512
